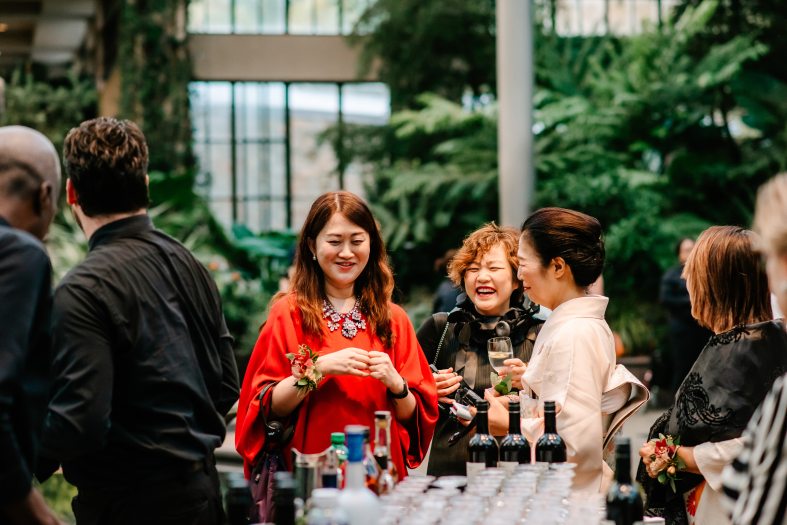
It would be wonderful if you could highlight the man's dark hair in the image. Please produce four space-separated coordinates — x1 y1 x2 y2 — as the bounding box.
63 117 150 216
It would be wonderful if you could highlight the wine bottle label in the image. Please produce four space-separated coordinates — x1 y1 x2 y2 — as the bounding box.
498 461 518 475
466 461 485 481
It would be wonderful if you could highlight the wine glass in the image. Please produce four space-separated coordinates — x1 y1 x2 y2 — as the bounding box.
487 336 513 374
519 391 544 463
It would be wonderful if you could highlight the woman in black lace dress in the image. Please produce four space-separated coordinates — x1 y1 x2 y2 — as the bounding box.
416 223 545 476
638 226 787 525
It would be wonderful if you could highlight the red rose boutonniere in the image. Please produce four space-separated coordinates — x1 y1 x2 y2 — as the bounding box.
643 433 685 493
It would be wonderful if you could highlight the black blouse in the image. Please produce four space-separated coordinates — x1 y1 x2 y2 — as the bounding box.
416 295 544 476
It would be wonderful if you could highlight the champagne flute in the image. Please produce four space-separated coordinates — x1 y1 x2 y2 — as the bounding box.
487 336 513 374
519 391 544 463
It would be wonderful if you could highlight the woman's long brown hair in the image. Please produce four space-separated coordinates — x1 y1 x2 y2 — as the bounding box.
273 191 395 347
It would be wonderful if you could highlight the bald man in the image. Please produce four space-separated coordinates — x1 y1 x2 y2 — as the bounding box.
0 126 62 525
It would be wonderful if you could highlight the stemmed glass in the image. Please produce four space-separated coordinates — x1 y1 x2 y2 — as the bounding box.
519 391 544 463
487 336 513 374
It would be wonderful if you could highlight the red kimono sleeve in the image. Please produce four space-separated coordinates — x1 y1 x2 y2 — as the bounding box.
235 296 301 477
389 304 439 469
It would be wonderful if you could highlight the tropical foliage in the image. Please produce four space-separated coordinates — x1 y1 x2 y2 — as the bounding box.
350 0 787 353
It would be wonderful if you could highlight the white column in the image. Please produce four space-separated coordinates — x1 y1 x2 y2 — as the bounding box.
496 0 535 228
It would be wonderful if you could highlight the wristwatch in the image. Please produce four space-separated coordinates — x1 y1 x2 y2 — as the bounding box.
387 378 409 399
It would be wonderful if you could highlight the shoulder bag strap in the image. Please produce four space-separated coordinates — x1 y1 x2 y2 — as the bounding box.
432 312 451 366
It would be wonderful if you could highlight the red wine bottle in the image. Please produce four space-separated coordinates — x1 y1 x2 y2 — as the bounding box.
606 437 644 525
499 399 530 472
467 400 499 480
535 400 566 463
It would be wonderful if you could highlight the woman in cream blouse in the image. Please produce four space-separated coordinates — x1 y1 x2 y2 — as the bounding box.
512 207 646 494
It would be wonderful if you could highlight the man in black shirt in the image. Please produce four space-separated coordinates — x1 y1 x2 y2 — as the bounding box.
659 237 712 393
37 118 239 525
0 126 62 525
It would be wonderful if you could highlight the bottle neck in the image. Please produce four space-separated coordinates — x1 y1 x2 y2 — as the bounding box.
615 451 632 484
374 420 390 459
544 408 557 434
476 409 490 435
345 460 365 488
509 408 521 434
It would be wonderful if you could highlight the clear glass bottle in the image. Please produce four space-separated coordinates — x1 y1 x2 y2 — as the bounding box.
307 488 349 525
322 445 341 489
373 411 397 495
337 425 381 525
361 427 381 493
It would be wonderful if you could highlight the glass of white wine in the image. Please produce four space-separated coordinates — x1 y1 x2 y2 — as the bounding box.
487 336 513 373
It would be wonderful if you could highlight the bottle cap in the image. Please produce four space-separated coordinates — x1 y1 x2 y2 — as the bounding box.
476 400 489 411
330 432 345 445
508 399 520 409
543 400 556 412
345 425 368 462
375 410 391 419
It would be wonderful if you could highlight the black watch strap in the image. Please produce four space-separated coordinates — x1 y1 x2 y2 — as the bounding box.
388 379 409 399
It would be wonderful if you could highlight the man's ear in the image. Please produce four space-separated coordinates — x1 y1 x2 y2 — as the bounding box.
36 181 53 216
66 179 78 206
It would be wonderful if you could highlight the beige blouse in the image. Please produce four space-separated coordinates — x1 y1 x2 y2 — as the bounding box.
523 295 619 494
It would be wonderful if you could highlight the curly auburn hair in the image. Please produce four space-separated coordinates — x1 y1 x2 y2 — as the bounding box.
63 117 150 217
447 223 521 289
274 191 395 348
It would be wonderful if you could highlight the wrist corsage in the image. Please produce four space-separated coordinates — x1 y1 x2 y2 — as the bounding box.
644 434 685 492
286 344 322 393
490 371 512 395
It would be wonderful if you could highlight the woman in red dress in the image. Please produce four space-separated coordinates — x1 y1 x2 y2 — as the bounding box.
235 191 438 479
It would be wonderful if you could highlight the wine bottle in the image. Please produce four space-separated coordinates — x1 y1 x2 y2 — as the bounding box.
535 400 566 463
466 400 499 480
337 425 381 525
606 437 644 525
373 411 397 495
499 399 530 473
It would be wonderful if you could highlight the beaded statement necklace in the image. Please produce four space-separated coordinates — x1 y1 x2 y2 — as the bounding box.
322 299 367 339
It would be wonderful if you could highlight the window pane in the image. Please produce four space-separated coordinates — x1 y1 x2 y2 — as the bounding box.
341 0 373 34
235 0 287 34
290 83 340 230
289 0 340 35
188 0 232 33
341 83 389 197
341 83 390 124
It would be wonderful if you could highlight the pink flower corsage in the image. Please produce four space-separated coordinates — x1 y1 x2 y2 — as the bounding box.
643 433 685 493
286 344 322 393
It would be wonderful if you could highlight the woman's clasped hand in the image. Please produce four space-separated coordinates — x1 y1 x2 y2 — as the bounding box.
314 347 372 377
